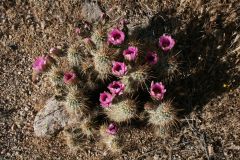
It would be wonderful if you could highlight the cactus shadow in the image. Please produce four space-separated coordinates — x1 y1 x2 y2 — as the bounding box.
131 10 239 116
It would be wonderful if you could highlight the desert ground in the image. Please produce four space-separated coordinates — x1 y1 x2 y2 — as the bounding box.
0 0 239 159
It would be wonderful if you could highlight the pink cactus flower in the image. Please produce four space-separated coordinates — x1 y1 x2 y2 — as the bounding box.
159 34 175 52
145 51 159 65
112 61 127 77
108 81 125 95
123 46 138 61
150 81 166 101
32 56 49 73
106 123 118 135
99 91 114 108
63 72 77 84
107 28 125 45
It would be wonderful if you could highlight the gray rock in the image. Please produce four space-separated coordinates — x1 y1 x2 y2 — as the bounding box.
81 2 103 23
33 97 69 137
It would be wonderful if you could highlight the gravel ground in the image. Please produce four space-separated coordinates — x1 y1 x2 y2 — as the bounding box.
0 0 239 159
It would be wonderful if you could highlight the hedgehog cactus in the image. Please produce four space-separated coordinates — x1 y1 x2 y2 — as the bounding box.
144 101 178 137
92 52 112 80
99 85 137 123
158 54 179 82
83 38 96 51
92 27 106 46
33 15 182 153
63 128 78 150
67 44 82 67
84 28 117 81
80 56 94 75
79 116 95 137
104 98 137 123
65 86 89 118
48 67 64 86
100 123 121 153
48 67 65 96
121 65 150 94
63 124 92 150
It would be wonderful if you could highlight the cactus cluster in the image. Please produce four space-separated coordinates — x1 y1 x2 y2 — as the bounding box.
32 17 181 153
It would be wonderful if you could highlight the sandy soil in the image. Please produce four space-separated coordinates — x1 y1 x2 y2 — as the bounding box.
0 0 239 159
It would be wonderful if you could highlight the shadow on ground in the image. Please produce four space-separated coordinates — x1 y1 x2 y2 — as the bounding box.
131 7 239 116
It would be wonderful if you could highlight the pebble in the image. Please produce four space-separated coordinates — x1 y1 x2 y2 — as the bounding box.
33 97 69 137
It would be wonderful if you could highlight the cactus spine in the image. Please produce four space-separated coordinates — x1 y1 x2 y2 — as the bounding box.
65 85 88 118
67 44 82 67
99 124 121 153
145 101 178 137
121 66 150 94
105 98 137 123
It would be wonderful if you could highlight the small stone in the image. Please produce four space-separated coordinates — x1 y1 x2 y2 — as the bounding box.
1 149 6 155
11 124 17 131
153 154 160 160
81 2 103 23
40 21 45 29
24 107 29 111
33 97 69 137
19 111 26 117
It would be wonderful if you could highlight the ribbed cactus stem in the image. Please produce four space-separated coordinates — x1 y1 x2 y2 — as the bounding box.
63 129 76 149
83 38 96 51
99 124 121 153
67 44 82 67
154 126 170 137
91 26 106 49
49 67 64 86
65 86 88 118
145 101 178 137
48 67 65 96
80 57 94 75
63 124 90 150
159 54 179 81
105 99 137 123
121 66 149 94
93 53 112 80
80 117 94 137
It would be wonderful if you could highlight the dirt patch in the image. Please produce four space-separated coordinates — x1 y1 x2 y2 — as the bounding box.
0 0 239 159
